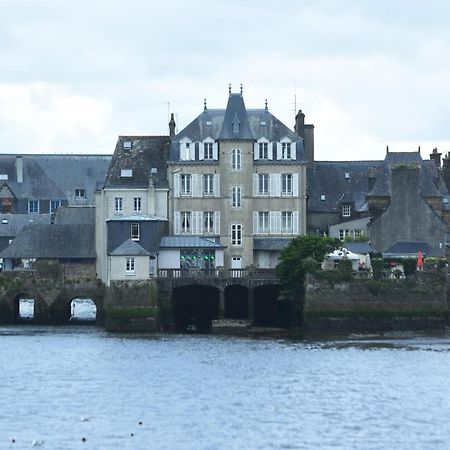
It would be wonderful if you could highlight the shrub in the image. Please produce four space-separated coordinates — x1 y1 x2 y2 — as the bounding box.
372 258 384 280
402 258 417 277
338 259 353 281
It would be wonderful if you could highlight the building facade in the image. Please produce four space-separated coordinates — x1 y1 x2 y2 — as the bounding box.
168 89 308 269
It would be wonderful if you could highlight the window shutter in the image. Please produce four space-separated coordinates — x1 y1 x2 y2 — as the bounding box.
269 212 277 235
213 174 220 197
174 173 180 197
199 142 204 160
180 143 186 161
268 142 273 160
197 174 203 197
293 211 299 235
254 143 259 160
213 211 220 234
191 174 197 197
190 142 196 160
276 142 282 160
253 211 259 234
213 142 218 160
293 173 299 197
174 211 181 235
291 142 297 160
192 211 202 235
270 174 281 197
253 174 259 197
275 211 281 234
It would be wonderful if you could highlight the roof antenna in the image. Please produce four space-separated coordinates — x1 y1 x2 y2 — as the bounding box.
240 83 243 95
265 99 268 110
418 145 421 154
228 83 231 94
204 98 207 111
386 145 389 153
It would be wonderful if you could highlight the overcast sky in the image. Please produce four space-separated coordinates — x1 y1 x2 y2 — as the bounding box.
1 0 450 160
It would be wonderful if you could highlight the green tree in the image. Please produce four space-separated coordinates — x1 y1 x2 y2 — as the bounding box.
276 235 340 297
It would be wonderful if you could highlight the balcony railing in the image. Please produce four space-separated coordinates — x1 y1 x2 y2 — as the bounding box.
157 268 278 280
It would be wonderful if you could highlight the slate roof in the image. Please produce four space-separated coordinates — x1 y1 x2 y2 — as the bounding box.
170 93 304 161
307 161 381 212
107 215 167 222
253 238 292 251
105 136 170 189
0 214 51 237
0 224 95 259
0 154 111 205
344 241 377 255
54 206 95 225
160 236 225 248
382 241 433 257
109 239 152 256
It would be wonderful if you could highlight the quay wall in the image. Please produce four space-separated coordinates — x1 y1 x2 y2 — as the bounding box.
303 272 449 334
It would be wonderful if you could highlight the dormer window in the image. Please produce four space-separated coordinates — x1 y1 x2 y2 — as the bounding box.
281 142 291 159
180 139 194 161
121 169 133 178
232 115 240 134
123 140 132 151
320 194 326 201
342 205 351 217
259 142 268 159
277 138 296 160
204 142 213 160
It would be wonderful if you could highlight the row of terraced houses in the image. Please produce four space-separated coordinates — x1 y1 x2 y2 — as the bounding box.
1 87 450 284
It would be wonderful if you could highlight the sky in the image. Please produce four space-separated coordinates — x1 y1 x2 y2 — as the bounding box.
1 0 450 161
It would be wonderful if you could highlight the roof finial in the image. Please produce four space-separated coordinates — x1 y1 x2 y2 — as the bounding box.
240 83 243 95
265 99 268 110
386 145 389 153
204 98 207 111
418 145 421 154
228 83 231 94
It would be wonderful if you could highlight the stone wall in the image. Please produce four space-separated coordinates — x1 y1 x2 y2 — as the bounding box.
303 272 449 333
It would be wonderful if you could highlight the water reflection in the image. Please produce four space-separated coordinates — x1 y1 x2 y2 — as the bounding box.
70 298 96 323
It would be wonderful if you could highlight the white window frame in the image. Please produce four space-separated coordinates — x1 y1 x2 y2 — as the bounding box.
75 188 86 199
231 224 242 246
131 222 140 241
232 148 241 170
281 174 293 196
204 211 214 233
259 142 268 159
281 141 291 160
281 211 293 234
49 200 61 213
126 257 135 275
28 200 39 213
258 212 270 234
134 197 142 214
115 197 123 215
181 211 191 234
258 174 269 196
204 142 214 160
342 205 351 217
181 174 191 196
232 186 241 208
203 174 214 196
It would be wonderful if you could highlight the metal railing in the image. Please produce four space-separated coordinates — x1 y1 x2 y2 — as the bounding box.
157 268 278 280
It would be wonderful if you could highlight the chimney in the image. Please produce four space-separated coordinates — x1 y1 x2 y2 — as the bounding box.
430 148 442 168
294 110 305 138
304 124 315 168
15 156 23 184
169 113 176 138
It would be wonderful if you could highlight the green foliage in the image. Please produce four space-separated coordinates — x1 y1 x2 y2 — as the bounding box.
425 257 447 270
338 259 353 281
371 258 384 280
276 235 340 296
402 258 417 277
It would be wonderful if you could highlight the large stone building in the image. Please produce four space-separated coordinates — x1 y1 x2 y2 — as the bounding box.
167 87 309 270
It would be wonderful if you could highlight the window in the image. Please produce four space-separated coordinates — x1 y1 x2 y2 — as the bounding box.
181 212 191 233
204 142 214 160
123 140 132 151
134 197 142 214
28 200 39 213
49 200 61 213
258 212 269 234
231 224 242 246
232 148 241 170
114 197 123 214
120 169 133 178
258 142 268 159
203 174 214 196
342 205 351 217
181 174 191 196
131 223 140 241
281 142 291 159
232 117 240 134
126 257 135 274
232 186 241 208
339 229 350 240
282 211 293 234
320 194 326 201
354 229 363 239
75 189 86 199
281 174 293 196
204 211 214 233
258 174 269 196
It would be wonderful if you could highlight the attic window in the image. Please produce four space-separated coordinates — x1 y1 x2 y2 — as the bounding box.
75 188 86 198
342 205 351 217
320 194 326 201
123 140 132 151
0 174 8 180
344 172 350 179
121 169 133 178
206 121 212 125
2 219 7 224
150 168 158 174
232 115 240 134
444 198 449 204
260 121 266 126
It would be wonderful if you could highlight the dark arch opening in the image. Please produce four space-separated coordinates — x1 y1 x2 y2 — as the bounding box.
69 298 97 324
224 285 248 319
173 285 219 332
16 295 35 322
254 284 291 327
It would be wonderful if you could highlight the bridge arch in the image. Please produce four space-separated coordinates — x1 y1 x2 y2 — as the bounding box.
224 285 248 319
173 284 219 332
49 290 103 324
253 284 288 327
14 291 48 324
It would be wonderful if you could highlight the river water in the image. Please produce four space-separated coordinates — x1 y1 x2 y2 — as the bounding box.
1 327 450 449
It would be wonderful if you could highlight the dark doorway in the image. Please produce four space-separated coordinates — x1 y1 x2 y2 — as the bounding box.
173 285 219 332
254 284 289 327
69 298 97 324
224 285 248 319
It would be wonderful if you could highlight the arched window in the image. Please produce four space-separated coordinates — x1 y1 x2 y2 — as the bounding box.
232 148 241 170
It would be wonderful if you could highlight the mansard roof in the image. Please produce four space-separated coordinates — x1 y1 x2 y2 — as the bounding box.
105 136 170 189
367 151 446 198
0 224 95 259
307 161 380 212
0 214 51 237
160 236 225 248
54 206 96 225
0 154 110 204
217 93 254 140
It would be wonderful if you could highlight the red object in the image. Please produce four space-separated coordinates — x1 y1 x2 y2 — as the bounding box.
417 250 424 268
